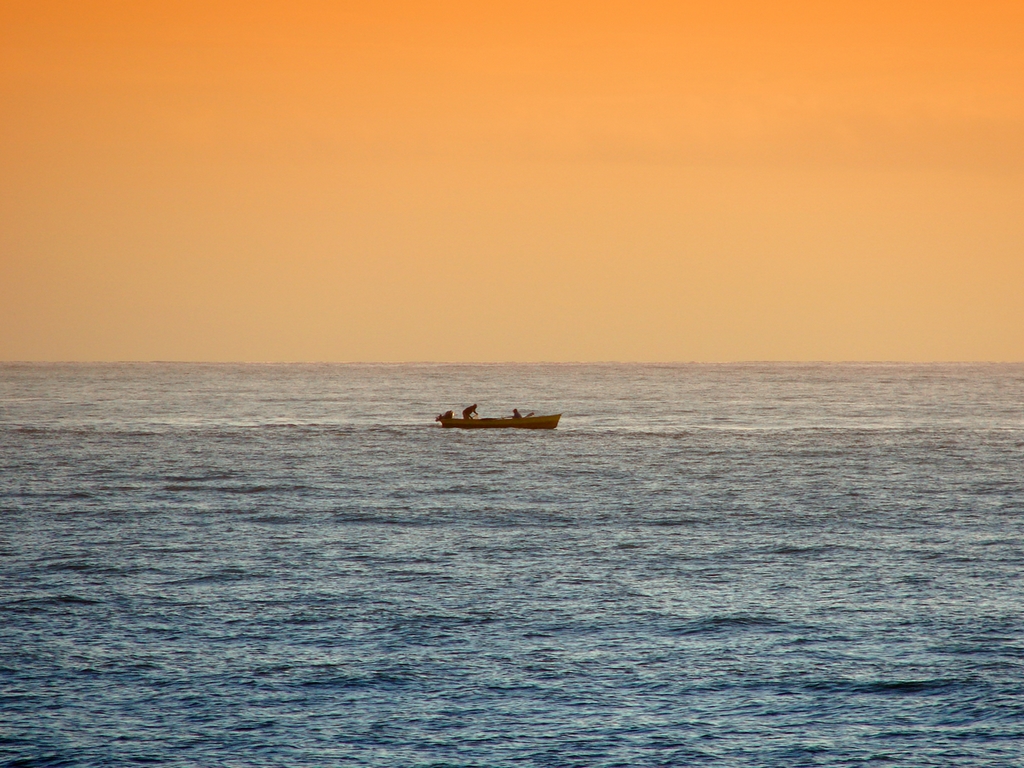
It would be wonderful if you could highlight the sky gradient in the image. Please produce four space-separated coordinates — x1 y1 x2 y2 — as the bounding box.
2 1 1022 361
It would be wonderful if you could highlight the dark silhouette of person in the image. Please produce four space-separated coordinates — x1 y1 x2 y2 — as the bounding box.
462 404 478 419
512 409 523 418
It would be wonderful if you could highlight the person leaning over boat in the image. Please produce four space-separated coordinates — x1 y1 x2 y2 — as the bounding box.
462 404 478 419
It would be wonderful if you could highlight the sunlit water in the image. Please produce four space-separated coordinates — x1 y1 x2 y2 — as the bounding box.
3 363 1023 767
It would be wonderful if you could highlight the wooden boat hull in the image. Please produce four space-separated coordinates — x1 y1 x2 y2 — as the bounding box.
437 414 561 429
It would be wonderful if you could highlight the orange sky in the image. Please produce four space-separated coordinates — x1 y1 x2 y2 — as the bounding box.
2 1 1022 361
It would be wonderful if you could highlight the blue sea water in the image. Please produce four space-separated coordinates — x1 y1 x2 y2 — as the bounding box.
2 363 1023 767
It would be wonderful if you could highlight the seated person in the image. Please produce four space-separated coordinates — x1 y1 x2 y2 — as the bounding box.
512 408 523 419
462 404 478 419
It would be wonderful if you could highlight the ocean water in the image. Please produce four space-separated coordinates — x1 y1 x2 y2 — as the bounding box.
2 363 1023 767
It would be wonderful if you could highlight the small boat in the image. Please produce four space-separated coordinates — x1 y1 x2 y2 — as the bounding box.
436 413 561 429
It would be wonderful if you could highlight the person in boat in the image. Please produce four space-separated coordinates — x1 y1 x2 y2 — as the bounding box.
512 408 523 419
462 404 478 419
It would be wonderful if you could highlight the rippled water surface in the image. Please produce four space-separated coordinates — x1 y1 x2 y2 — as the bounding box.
3 363 1024 767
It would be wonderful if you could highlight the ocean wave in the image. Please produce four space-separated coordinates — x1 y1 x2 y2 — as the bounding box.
804 677 972 695
3 595 102 611
669 614 792 636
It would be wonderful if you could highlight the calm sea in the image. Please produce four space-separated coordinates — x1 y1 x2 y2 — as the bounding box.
2 363 1023 767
